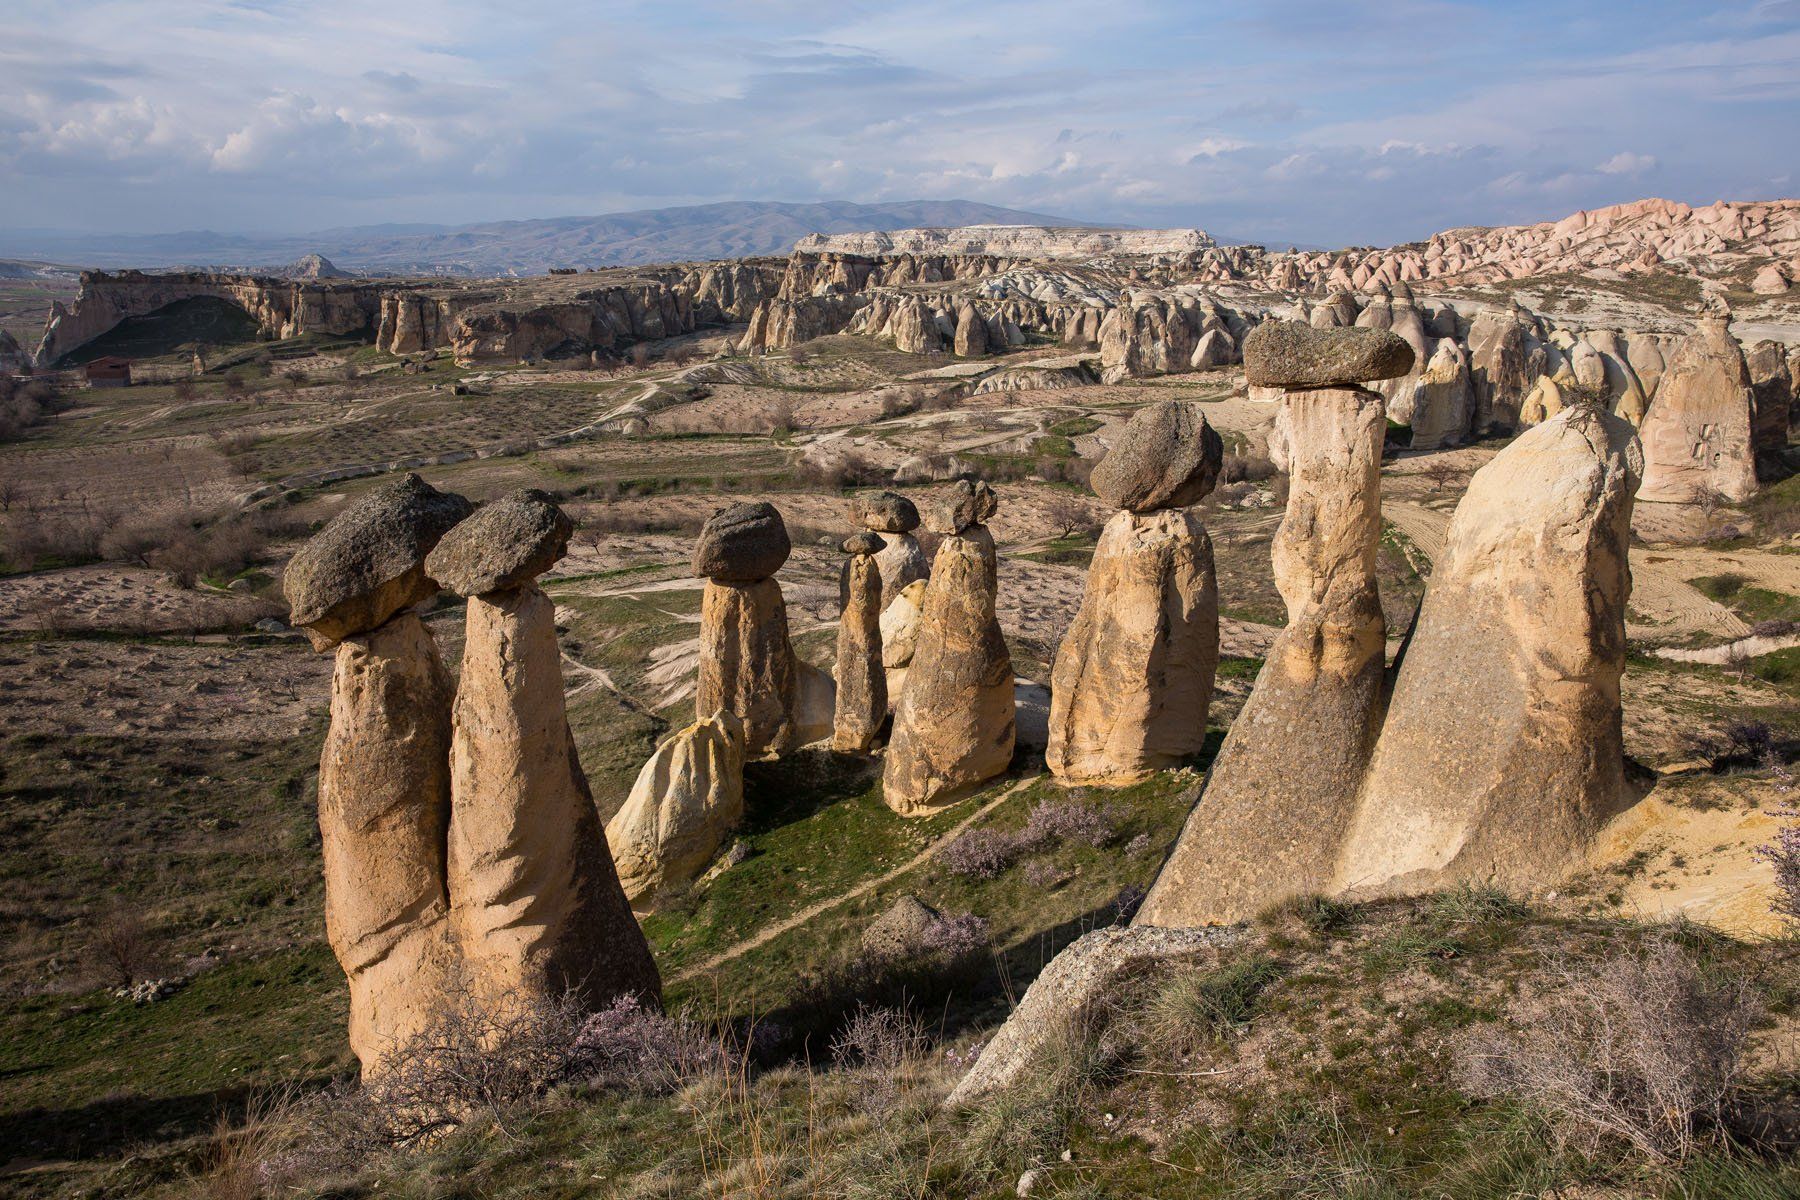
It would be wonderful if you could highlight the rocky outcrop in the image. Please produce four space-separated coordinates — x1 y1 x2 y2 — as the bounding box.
694 502 800 757
833 532 888 753
1466 303 1547 433
606 711 747 909
854 491 930 602
1333 405 1642 896
1137 378 1389 927
1403 338 1476 450
1636 311 1758 505
882 483 1014 814
1048 401 1222 786
1746 340 1794 457
798 226 1220 259
317 612 459 1072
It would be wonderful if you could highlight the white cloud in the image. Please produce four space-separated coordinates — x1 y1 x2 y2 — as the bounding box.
1597 151 1659 176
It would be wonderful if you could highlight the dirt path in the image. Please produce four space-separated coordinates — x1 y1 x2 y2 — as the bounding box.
671 778 1038 982
1382 500 1451 564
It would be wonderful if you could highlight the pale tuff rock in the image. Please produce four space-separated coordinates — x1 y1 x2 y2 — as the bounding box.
834 535 888 753
798 225 1220 259
874 534 930 603
283 473 472 651
880 578 928 669
698 577 800 758
448 583 661 1013
1333 406 1643 897
1752 262 1792 294
1745 340 1793 455
954 302 990 357
947 925 1240 1106
1242 321 1415 388
1136 387 1388 927
1088 401 1225 513
424 488 572 597
693 501 792 583
853 491 930 601
318 612 459 1073
1046 509 1219 785
795 662 838 747
926 478 1000 535
606 711 747 909
1189 326 1235 369
1520 374 1566 426
1636 314 1758 504
883 524 1015 814
1403 338 1476 450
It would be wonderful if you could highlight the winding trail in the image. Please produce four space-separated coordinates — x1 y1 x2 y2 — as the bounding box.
671 778 1038 983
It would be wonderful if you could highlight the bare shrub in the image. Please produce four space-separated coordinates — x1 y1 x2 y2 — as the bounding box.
1421 458 1462 492
570 993 723 1093
171 377 197 402
279 366 307 388
1043 494 1100 540
938 828 1021 880
1750 618 1797 638
1453 939 1762 1163
0 376 61 442
1219 451 1278 485
629 342 650 369
830 1004 929 1071
939 800 1112 880
767 399 796 438
87 905 163 988
1752 807 1800 929
1021 797 1114 848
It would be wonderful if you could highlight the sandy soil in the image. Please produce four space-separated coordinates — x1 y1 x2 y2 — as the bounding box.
0 563 279 634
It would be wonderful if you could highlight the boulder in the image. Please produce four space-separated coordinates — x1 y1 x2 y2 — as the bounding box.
317 612 459 1074
698 577 799 757
283 473 471 650
424 488 572 596
924 479 998 535
1636 315 1757 505
796 661 837 747
447 583 660 1013
1046 508 1218 786
1243 321 1415 389
1333 406 1642 896
1088 401 1224 513
880 577 929 669
883 525 1015 814
860 894 942 962
605 711 747 909
947 925 1240 1106
855 491 921 533
1135 387 1388 927
693 501 792 582
833 538 887 753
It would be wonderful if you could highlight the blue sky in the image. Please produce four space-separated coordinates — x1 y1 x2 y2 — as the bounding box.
2 0 1797 245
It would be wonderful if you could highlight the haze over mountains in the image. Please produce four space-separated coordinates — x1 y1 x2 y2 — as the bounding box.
0 200 1104 276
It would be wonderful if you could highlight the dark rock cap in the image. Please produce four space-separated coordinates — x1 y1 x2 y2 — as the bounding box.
1243 320 1415 388
1090 401 1223 513
283 473 472 650
424 488 573 597
924 479 998 534
854 490 921 534
843 531 887 556
693 501 791 582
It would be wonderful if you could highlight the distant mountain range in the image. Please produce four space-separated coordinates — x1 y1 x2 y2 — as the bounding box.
0 200 1110 276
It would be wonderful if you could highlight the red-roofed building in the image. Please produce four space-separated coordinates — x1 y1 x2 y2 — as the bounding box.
84 357 132 388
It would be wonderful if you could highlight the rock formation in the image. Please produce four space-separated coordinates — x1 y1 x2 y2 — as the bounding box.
1403 338 1475 450
693 502 800 757
427 490 660 1014
853 490 929 602
1047 402 1222 785
283 476 470 1073
833 531 888 753
882 481 1015 814
1746 340 1794 458
1636 308 1758 505
606 711 747 910
1136 323 1409 927
1332 405 1642 897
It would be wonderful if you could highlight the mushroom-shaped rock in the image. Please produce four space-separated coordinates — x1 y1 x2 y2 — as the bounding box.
925 479 998 535
854 491 921 534
693 502 792 582
606 711 747 910
1243 321 1415 389
1089 401 1224 513
283 473 472 650
425 488 572 597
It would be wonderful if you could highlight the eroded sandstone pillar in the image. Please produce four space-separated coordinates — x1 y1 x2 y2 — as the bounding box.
853 490 929 603
833 531 887 753
606 710 747 911
1636 304 1757 505
1332 404 1642 896
1047 401 1221 786
883 481 1015 814
694 502 800 757
429 490 661 1012
1136 323 1411 927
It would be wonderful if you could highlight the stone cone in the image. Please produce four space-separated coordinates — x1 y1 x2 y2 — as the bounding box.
882 526 1015 814
606 711 747 910
1135 387 1388 927
697 577 799 757
447 583 660 1011
833 550 887 753
1636 316 1757 505
1332 405 1642 896
1046 509 1218 785
318 611 459 1073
